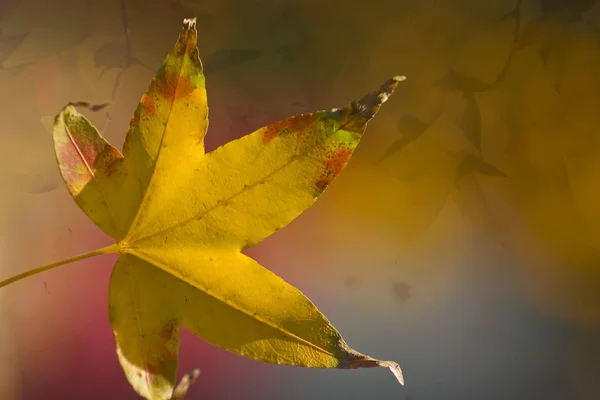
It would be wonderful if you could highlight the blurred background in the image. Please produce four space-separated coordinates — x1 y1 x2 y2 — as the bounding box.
1 0 600 398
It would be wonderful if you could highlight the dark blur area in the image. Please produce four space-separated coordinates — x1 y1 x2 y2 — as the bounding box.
1 0 600 399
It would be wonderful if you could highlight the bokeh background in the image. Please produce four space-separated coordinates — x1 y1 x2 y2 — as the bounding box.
1 0 600 398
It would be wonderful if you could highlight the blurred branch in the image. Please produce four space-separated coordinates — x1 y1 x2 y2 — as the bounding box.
100 0 132 135
493 0 523 86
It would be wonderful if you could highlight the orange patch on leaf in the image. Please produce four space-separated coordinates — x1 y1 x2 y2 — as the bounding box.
261 114 313 144
315 147 352 191
174 76 197 98
262 120 287 144
287 114 313 131
140 95 156 114
155 72 197 100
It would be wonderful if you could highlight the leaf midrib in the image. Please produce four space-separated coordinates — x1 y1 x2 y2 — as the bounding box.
127 248 339 363
116 29 192 395
63 121 121 237
124 100 364 249
126 152 309 248
124 30 193 248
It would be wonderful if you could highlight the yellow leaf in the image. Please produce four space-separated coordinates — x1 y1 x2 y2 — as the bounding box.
46 18 404 399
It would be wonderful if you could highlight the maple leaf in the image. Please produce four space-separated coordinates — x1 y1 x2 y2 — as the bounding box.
1 18 405 400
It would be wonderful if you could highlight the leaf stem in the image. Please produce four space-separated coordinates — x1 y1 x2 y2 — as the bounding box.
0 243 119 289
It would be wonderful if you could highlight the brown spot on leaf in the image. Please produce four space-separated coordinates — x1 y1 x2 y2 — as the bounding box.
102 148 122 177
143 320 179 376
173 37 187 56
161 319 178 342
145 363 164 376
186 43 199 60
286 114 312 131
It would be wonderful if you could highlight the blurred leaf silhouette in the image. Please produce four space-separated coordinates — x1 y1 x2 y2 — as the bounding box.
519 0 596 71
541 0 596 22
0 1 89 68
225 105 252 140
433 71 490 151
392 282 412 303
203 49 263 75
496 0 522 78
0 33 26 65
155 0 195 16
452 155 507 235
96 0 137 134
94 41 154 79
459 92 483 151
435 69 490 94
378 115 430 163
436 0 523 150
456 154 507 180
276 41 308 62
332 115 473 247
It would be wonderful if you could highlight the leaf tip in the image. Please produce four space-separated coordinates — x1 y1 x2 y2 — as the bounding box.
351 74 406 122
377 360 405 386
338 349 404 386
171 368 201 400
183 17 197 30
373 75 406 105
